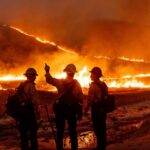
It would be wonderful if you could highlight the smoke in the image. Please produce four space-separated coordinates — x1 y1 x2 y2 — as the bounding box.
121 0 150 24
0 0 125 48
0 0 150 77
1 0 150 51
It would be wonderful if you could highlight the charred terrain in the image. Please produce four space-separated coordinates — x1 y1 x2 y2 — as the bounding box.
0 89 150 150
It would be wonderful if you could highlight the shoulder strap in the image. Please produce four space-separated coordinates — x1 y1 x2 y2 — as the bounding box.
16 81 30 100
95 81 108 98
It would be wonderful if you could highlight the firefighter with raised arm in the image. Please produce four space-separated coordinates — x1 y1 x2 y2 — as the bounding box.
44 63 83 150
85 67 108 150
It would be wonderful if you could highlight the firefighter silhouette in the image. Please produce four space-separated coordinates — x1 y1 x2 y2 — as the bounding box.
45 64 83 150
85 67 108 150
17 68 40 150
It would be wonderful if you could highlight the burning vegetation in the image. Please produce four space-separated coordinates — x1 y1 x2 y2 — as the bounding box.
0 24 150 90
0 1 150 149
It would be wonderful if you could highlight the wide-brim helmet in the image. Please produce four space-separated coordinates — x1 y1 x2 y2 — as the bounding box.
63 64 77 73
24 68 38 76
90 67 103 77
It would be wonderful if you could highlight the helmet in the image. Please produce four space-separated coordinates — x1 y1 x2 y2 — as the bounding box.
90 67 103 77
63 64 77 73
24 68 38 76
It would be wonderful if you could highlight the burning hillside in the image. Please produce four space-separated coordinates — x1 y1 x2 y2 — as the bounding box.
0 1 150 150
0 25 60 72
0 24 150 90
83 21 150 60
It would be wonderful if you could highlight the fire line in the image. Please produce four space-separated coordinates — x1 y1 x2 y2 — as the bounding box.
0 25 150 89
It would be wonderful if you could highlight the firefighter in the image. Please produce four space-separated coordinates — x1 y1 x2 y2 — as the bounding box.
44 63 83 150
85 67 108 150
18 68 40 150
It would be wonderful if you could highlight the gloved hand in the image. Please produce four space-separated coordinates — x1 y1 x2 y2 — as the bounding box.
44 63 50 73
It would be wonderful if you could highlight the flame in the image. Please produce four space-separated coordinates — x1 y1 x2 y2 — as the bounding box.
0 75 26 81
53 66 91 88
94 55 150 63
75 66 91 88
9 25 150 64
9 26 76 54
0 25 150 90
106 74 150 88
119 56 150 63
107 79 147 88
53 69 150 88
0 68 149 90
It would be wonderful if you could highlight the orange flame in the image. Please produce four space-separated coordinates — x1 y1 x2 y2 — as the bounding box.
0 75 26 81
0 25 149 90
95 55 150 63
10 26 76 54
0 68 149 89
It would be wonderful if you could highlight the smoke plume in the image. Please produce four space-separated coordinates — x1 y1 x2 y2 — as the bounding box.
0 0 150 77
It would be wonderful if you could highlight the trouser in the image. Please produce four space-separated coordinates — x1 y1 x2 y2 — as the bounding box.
18 109 38 150
55 111 78 150
91 106 107 150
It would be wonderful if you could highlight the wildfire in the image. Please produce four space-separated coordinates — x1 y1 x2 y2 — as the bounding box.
0 68 149 90
10 26 76 54
54 66 91 88
107 79 146 88
94 55 150 63
0 25 150 90
106 74 150 88
119 56 150 63
0 75 25 81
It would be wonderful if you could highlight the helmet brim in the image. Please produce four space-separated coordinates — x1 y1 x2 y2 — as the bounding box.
24 73 38 76
63 69 77 73
63 70 77 73
89 71 103 77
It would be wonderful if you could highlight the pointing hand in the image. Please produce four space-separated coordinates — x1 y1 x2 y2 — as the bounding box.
45 63 50 73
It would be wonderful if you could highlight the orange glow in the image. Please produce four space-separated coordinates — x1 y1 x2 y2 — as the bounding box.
95 55 150 63
0 75 25 81
119 56 149 63
0 25 149 90
107 79 147 88
0 70 149 89
10 26 76 54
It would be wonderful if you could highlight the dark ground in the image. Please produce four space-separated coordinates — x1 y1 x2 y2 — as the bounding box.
0 89 150 150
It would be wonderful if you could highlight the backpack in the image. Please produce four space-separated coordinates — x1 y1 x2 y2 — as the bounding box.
6 82 32 119
97 82 116 113
53 80 82 114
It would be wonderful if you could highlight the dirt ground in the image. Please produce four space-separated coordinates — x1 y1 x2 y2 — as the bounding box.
0 89 150 150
